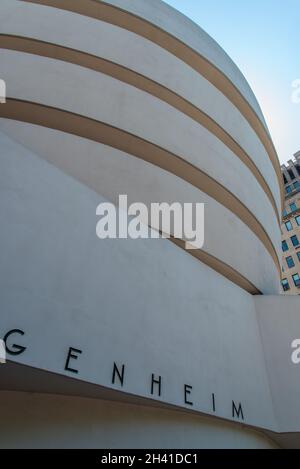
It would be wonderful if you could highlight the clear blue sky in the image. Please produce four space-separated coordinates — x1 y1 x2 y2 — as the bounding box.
164 0 300 164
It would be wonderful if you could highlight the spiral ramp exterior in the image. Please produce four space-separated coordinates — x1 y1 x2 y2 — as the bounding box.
0 0 300 448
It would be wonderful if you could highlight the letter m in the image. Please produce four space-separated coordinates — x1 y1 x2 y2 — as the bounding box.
232 401 244 420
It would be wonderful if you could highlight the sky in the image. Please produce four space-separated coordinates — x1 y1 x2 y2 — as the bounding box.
164 0 299 165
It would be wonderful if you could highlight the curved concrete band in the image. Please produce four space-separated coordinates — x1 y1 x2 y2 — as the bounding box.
0 3 282 217
0 34 281 226
0 99 281 283
2 0 297 450
0 0 282 295
20 0 284 210
1 119 280 295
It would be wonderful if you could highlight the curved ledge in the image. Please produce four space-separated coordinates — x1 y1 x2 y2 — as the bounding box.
0 34 281 226
0 99 281 277
22 0 284 210
172 237 261 295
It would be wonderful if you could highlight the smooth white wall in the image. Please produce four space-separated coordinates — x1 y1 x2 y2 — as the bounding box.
0 120 279 294
255 296 300 433
0 49 280 251
0 130 277 430
103 0 267 124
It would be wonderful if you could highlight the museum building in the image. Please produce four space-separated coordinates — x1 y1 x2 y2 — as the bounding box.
0 0 300 449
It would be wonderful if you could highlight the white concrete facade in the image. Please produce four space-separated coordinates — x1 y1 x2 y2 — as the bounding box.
0 0 298 449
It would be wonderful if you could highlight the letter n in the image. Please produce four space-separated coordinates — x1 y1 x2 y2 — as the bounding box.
112 362 125 386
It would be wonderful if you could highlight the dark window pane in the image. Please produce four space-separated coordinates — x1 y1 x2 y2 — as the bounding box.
286 186 292 194
293 274 300 287
282 240 289 252
291 235 300 247
288 169 296 180
285 221 293 231
294 181 300 190
286 256 295 268
290 202 297 212
282 279 290 291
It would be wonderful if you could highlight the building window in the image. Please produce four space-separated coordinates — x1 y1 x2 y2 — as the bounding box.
283 208 288 217
297 252 300 262
288 169 296 180
294 181 300 190
296 215 300 226
293 274 300 287
286 185 292 194
290 202 297 212
283 174 288 185
285 220 293 231
282 279 290 291
291 235 300 247
282 240 289 252
296 165 300 177
286 256 295 268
